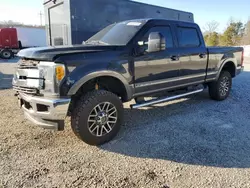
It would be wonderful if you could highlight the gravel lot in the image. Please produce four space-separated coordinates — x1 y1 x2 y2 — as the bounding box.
1 57 250 188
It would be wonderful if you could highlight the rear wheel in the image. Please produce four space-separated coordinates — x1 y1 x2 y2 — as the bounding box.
0 49 13 59
208 70 232 101
71 90 124 145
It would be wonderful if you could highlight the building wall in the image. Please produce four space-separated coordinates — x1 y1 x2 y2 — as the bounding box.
44 0 194 45
70 0 194 45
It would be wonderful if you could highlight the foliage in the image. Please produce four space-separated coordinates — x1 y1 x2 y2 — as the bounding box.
204 32 220 46
0 20 45 29
204 19 249 46
219 21 244 46
241 20 250 45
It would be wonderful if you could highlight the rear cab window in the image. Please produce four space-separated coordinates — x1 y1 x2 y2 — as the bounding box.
177 27 201 47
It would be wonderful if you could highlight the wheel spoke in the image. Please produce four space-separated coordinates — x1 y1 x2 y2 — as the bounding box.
106 122 112 132
102 102 109 111
109 110 116 117
96 105 102 112
89 122 96 131
108 107 116 113
102 103 106 111
103 125 109 133
105 103 110 111
108 116 117 120
108 120 117 124
89 114 96 118
100 126 104 136
89 124 98 133
93 108 98 115
96 126 100 136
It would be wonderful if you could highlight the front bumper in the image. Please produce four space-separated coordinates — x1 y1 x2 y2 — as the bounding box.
18 93 71 130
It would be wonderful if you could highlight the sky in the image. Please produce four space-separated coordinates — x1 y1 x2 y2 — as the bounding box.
0 0 249 33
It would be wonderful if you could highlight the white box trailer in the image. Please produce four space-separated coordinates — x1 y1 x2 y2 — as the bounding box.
44 0 194 46
16 27 46 48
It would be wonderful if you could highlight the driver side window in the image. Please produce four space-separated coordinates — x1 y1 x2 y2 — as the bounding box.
138 26 174 49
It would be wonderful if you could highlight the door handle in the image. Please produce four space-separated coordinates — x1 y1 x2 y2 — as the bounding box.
170 56 179 61
199 53 206 58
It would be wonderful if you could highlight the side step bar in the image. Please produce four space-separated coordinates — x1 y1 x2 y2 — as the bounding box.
131 89 204 109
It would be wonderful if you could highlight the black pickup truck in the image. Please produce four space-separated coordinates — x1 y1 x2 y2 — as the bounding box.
13 19 244 145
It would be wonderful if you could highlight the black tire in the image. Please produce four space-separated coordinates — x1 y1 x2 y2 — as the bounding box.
208 70 232 101
71 90 124 145
0 49 13 59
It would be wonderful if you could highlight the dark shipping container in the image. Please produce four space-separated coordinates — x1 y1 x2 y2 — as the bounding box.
44 0 194 46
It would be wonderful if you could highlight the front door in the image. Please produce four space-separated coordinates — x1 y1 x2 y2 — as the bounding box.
134 25 180 95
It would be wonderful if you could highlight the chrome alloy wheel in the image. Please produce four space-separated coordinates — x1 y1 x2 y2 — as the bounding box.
219 76 230 96
87 102 117 137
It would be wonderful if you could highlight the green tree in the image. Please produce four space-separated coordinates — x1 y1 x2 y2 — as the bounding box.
204 32 219 46
220 21 244 46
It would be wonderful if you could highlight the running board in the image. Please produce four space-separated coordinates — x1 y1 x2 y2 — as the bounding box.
130 89 204 109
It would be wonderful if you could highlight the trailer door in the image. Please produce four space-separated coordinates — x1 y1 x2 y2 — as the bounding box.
48 3 68 46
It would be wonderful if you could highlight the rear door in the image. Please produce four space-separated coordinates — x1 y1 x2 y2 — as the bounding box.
174 24 207 84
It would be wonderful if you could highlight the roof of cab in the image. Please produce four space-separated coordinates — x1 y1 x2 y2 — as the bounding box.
123 18 198 27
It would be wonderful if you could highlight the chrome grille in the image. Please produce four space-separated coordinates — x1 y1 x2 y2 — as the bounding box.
13 85 38 94
18 59 39 69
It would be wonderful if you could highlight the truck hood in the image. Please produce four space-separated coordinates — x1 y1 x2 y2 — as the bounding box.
17 44 120 61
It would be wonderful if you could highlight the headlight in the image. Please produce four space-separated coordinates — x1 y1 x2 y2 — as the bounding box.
38 62 66 95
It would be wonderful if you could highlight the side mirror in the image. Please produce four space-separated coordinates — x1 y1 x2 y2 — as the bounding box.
147 32 166 53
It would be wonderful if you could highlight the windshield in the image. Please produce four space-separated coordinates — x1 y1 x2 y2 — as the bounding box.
86 21 146 46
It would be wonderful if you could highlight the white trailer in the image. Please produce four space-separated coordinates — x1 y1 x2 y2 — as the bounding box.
0 27 47 59
16 27 47 48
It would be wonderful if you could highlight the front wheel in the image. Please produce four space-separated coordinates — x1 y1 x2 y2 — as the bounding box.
208 70 232 101
71 90 124 145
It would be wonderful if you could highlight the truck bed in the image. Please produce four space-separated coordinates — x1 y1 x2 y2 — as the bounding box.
206 46 243 78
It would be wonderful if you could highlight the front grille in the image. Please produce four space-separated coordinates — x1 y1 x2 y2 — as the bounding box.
18 59 39 69
13 85 38 94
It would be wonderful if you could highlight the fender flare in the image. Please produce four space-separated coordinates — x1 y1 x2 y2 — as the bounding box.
67 70 133 100
215 59 237 80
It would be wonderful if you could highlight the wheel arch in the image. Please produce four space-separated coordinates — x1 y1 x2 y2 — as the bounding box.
216 60 236 80
67 70 133 102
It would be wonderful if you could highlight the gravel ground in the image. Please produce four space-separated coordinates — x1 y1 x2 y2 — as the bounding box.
1 58 250 188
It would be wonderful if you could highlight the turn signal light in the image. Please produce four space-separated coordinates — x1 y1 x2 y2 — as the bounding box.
55 65 65 81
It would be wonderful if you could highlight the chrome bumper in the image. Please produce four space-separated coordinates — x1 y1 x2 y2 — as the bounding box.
18 93 71 130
